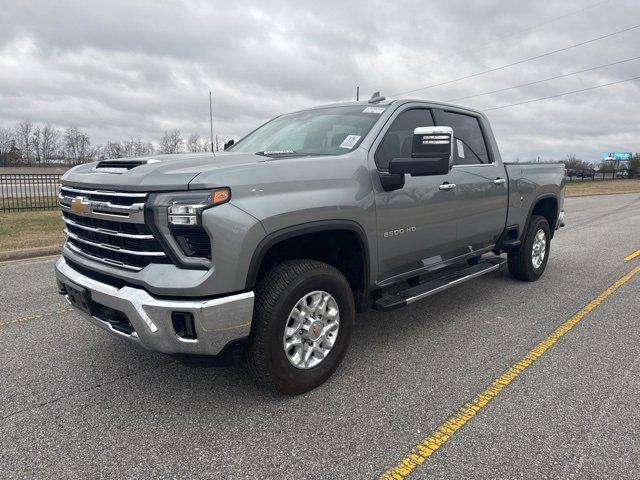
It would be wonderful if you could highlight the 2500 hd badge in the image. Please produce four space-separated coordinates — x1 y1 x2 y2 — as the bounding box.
383 226 417 238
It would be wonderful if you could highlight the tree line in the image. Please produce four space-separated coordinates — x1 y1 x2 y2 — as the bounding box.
562 153 640 177
0 120 216 167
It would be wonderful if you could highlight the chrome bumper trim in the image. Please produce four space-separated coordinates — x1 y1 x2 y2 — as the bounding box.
55 257 254 356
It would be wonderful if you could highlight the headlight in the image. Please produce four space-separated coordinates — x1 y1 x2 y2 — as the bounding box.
165 188 230 226
145 188 230 269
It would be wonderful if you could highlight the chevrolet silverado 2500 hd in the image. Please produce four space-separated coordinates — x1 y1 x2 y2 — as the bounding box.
55 97 565 394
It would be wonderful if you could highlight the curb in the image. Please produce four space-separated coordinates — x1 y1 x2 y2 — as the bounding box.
0 245 61 263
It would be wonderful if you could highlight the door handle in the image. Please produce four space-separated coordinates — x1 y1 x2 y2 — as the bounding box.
439 183 456 191
493 178 506 185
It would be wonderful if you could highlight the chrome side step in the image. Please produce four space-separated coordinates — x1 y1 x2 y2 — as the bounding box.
373 258 506 312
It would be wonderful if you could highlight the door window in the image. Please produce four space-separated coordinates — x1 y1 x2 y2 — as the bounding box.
435 111 490 165
374 109 434 170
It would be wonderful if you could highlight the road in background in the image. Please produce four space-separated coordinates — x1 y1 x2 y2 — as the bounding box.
1 193 639 479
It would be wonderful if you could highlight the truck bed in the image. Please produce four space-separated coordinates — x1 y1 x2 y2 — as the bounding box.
504 162 565 233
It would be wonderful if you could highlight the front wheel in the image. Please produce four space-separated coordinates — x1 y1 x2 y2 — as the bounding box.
245 259 355 395
507 215 550 282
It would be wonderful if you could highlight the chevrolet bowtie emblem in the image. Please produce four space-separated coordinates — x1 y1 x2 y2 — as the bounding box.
70 196 91 214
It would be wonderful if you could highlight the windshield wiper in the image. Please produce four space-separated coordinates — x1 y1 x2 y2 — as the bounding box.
255 150 300 157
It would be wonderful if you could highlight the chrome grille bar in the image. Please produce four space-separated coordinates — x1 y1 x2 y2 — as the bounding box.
65 229 166 257
59 195 146 223
59 186 148 198
66 242 142 272
62 216 154 239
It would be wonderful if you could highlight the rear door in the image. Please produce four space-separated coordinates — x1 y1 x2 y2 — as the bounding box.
433 109 508 252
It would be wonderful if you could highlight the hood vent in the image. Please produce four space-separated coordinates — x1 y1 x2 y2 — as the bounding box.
94 159 156 173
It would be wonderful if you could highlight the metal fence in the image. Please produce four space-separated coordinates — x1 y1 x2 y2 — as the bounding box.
0 174 61 212
565 170 631 181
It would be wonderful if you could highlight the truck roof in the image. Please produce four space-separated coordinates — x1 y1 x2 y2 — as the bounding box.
294 98 485 118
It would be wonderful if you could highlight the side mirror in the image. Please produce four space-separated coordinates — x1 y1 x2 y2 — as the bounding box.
223 139 235 150
388 126 453 176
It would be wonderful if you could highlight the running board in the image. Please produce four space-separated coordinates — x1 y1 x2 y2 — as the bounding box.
373 258 506 312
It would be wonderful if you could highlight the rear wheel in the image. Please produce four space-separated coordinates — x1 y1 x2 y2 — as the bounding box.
245 259 355 395
507 215 550 281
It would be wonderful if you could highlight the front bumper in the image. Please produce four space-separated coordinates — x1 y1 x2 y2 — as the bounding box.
55 257 254 356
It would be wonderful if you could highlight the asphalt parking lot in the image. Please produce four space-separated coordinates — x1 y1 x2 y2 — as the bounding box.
1 192 639 479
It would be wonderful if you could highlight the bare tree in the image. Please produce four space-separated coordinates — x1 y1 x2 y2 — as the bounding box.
562 153 592 173
187 133 210 153
32 124 61 163
629 153 640 178
124 137 154 157
187 133 202 153
64 127 92 164
140 140 155 156
104 141 125 159
0 127 15 166
15 120 34 164
101 138 155 159
159 129 184 154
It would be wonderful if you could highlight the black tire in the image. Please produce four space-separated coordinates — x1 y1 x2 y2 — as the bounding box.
508 215 550 281
245 259 355 395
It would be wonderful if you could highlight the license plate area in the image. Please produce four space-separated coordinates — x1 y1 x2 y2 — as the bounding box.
65 283 93 315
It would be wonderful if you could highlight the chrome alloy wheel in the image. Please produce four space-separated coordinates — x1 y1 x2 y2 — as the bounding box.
531 228 547 269
283 291 340 369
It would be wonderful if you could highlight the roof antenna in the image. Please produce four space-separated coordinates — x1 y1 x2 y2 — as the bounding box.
368 91 386 104
209 90 215 156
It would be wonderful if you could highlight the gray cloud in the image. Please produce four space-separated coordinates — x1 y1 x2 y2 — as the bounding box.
1 0 639 161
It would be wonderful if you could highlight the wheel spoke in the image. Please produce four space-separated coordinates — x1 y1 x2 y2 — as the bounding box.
303 343 315 366
322 321 339 337
285 309 304 336
284 337 303 351
312 346 326 360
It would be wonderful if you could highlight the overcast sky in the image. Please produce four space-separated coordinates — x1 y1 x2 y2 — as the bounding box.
1 0 639 162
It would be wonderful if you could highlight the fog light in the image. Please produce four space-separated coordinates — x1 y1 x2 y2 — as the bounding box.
172 312 197 340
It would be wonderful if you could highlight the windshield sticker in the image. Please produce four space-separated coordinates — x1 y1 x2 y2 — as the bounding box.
339 135 361 149
363 106 386 114
456 139 465 158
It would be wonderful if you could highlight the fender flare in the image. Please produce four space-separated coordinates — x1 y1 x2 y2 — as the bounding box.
244 220 370 292
523 194 559 239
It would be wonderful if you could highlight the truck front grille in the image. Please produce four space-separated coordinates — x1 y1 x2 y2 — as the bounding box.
59 187 170 271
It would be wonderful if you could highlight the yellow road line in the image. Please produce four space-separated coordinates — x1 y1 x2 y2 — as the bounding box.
625 248 640 262
379 263 640 480
0 307 74 329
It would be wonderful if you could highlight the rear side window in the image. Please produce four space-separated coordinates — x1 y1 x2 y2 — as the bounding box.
374 109 434 170
435 111 490 165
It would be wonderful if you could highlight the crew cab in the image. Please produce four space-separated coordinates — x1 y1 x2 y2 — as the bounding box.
55 95 565 394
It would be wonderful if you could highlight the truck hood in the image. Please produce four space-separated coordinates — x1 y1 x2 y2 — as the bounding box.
61 152 269 192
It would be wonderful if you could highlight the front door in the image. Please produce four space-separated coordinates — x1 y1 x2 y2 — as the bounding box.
371 107 463 284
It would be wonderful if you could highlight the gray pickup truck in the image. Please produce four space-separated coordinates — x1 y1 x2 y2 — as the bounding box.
55 96 565 394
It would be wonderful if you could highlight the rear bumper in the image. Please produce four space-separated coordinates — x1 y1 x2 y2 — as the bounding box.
557 210 565 229
55 257 254 356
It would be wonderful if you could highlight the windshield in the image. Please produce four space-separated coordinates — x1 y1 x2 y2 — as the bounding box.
228 105 386 156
